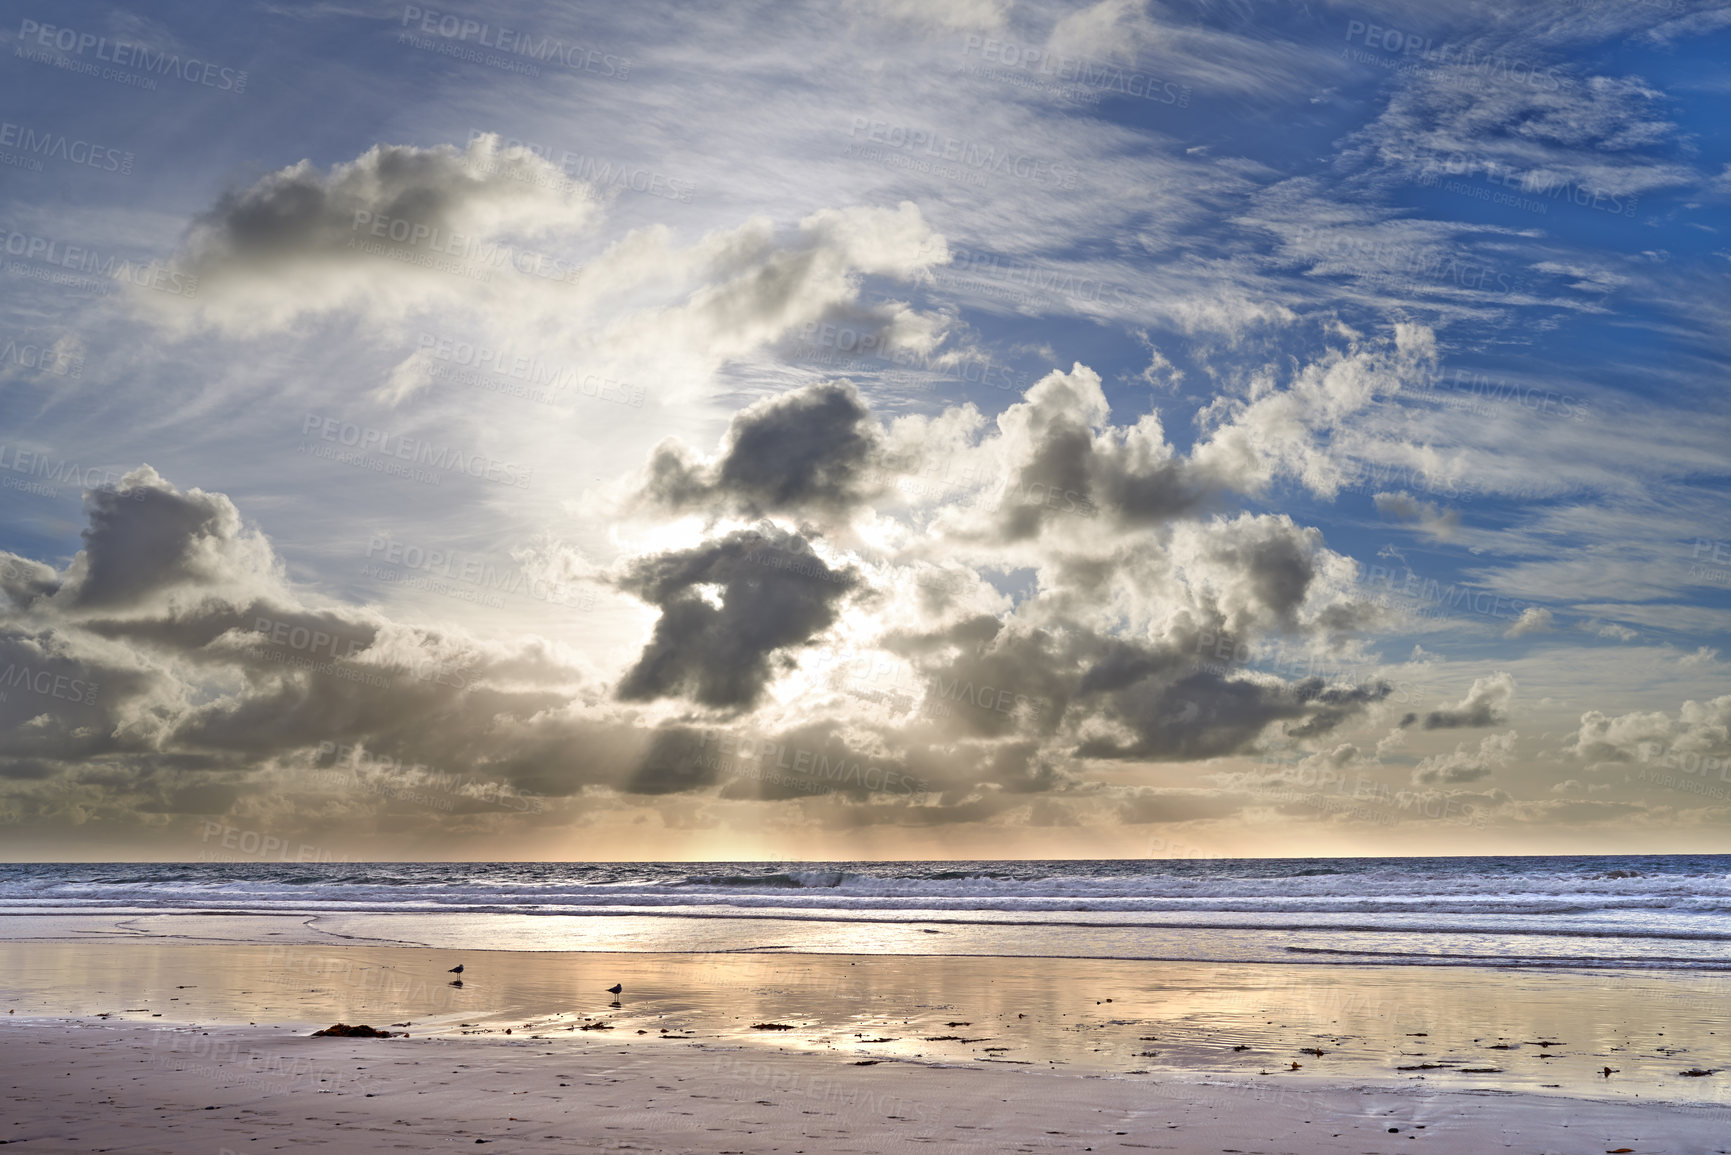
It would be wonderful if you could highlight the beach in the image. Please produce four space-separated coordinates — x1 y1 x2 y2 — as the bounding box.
3 857 1729 1150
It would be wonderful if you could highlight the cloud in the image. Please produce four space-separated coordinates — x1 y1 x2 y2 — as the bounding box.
0 323 1417 843
1570 693 1731 772
1401 671 1515 729
1047 0 1155 63
913 328 1444 554
1348 60 1693 203
1134 331 1185 391
1594 620 1638 642
0 468 673 822
1551 779 1610 795
1373 490 1463 542
1078 670 1390 762
1189 323 1442 500
151 139 954 408
1412 730 1516 786
630 380 889 520
933 362 1219 543
161 136 596 335
1505 606 1555 638
60 465 278 612
612 525 863 710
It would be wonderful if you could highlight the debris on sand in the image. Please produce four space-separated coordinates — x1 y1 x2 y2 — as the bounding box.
751 1023 797 1030
311 1024 398 1038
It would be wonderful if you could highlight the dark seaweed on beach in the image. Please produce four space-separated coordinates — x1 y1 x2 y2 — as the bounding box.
751 1022 797 1030
311 1023 397 1038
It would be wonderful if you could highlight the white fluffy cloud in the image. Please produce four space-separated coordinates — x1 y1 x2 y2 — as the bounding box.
1571 694 1731 773
148 140 955 409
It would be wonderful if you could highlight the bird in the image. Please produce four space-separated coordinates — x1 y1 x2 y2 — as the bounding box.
606 983 622 995
448 964 465 976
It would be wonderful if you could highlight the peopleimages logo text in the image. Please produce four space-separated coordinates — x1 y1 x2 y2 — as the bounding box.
399 6 630 78
0 120 131 173
0 228 198 297
299 413 534 488
16 19 248 92
961 35 1190 105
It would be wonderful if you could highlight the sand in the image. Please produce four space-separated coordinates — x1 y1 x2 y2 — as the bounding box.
6 1020 1731 1154
3 938 1730 1152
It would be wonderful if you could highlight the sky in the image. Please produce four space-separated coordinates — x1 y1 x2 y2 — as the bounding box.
1 0 1729 862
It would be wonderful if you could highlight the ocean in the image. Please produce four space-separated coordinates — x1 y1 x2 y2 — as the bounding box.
4 854 1728 971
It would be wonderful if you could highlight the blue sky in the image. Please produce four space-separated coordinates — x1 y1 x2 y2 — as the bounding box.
1 0 1729 860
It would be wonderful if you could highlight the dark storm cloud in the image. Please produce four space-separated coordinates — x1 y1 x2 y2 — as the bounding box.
626 727 723 795
614 525 862 709
1077 667 1392 762
900 622 1079 740
632 380 888 520
67 472 257 610
0 758 57 781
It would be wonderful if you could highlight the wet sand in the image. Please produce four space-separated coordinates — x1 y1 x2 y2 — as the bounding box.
3 939 1730 1151
3 940 1730 1098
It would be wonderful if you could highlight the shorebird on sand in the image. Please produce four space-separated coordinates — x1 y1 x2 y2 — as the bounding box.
606 983 622 995
449 964 465 977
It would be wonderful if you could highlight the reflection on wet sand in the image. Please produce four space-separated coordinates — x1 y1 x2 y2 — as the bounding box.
2 940 1728 1107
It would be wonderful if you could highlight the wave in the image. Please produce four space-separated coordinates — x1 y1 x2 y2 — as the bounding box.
6 856 1729 943
676 870 849 889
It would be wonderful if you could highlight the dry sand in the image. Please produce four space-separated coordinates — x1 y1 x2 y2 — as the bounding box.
5 1019 1731 1154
